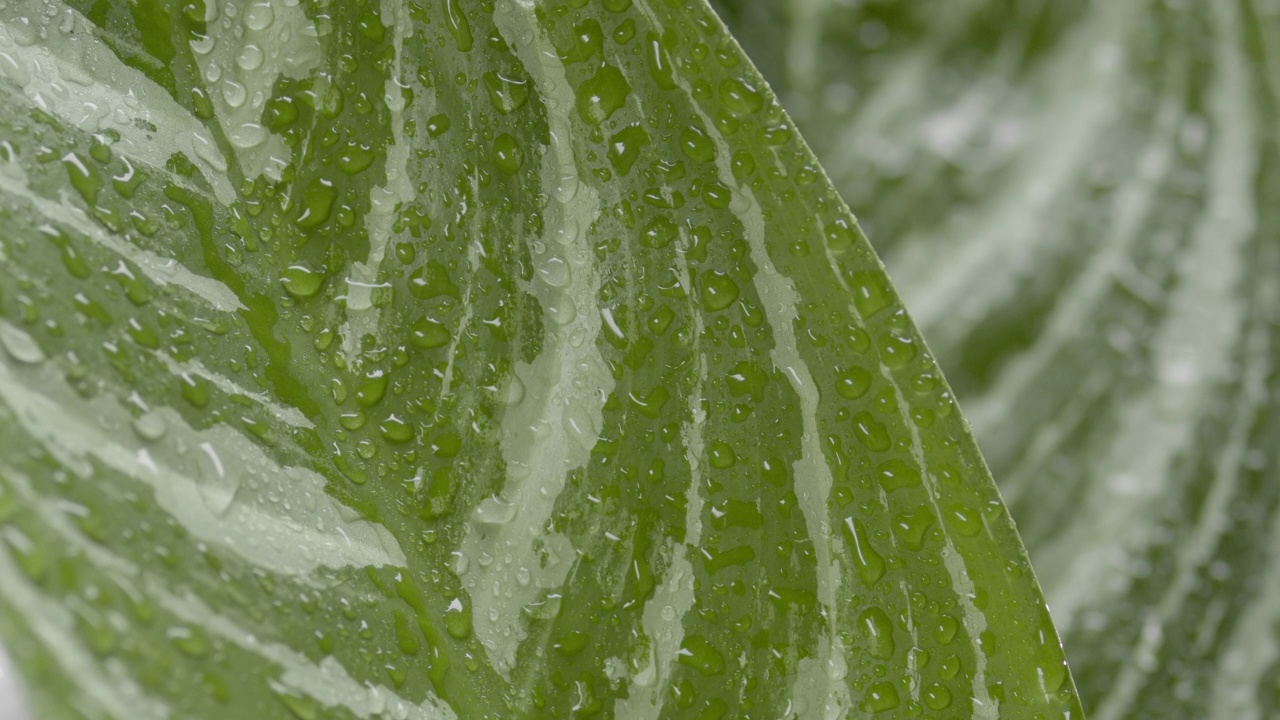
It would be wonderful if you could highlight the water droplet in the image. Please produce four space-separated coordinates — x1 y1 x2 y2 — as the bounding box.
924 683 952 710
680 125 716 163
546 295 577 326
576 64 630 125
858 607 895 659
552 216 581 245
879 332 917 367
338 142 376 174
62 152 102 207
443 0 473 51
939 654 961 679
607 125 649 176
355 370 388 407
192 131 228 172
492 133 522 176
563 400 597 449
629 385 669 419
825 219 856 254
875 459 921 492
676 635 725 676
280 265 323 298
852 411 891 451
537 255 571 288
525 590 562 620
445 598 473 639
701 271 740 312
761 118 793 146
410 317 451 349
932 614 959 645
294 177 337 228
179 373 211 408
244 1 275 31
483 70 529 115
945 504 983 537
863 681 900 713
843 516 885 588
236 43 264 70
474 497 517 525
554 630 589 656
191 33 216 55
644 32 675 89
826 653 848 681
131 411 168 441
393 610 421 656
639 216 678 249
426 113 451 137
708 441 736 469
0 322 45 364
852 271 890 317
451 550 469 576
196 441 239 517
891 506 934 550
834 366 872 400
222 79 247 108
379 415 414 443
408 260 459 300
719 76 763 116
229 122 268 149
554 173 580 203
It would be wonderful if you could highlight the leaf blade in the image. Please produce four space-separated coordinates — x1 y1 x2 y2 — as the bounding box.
0 0 1081 718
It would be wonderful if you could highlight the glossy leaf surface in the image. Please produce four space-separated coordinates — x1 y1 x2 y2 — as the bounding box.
0 0 1080 718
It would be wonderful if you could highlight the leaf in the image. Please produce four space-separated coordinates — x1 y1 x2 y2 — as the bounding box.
0 1 1080 718
717 0 1280 718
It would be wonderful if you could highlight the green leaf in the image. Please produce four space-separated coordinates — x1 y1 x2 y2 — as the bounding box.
0 1 1080 718
718 0 1280 718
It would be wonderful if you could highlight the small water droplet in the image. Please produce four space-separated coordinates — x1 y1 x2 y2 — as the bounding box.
553 216 580 245
236 43 264 70
244 1 275 31
452 552 469 576
554 174 580 203
191 131 227 172
676 635 725 676
547 295 577 326
701 271 740 312
196 441 239 517
843 516 885 588
222 79 247 108
863 681 900 713
132 411 168 442
924 683 953 710
562 400 597 449
474 497 517 525
280 265 322 298
229 122 268 149
0 322 45 364
858 607 895 660
191 33 216 55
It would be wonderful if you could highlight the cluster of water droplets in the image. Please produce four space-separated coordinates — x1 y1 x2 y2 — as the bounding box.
189 0 321 178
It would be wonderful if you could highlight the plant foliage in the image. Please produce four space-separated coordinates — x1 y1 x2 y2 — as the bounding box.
0 0 1081 718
